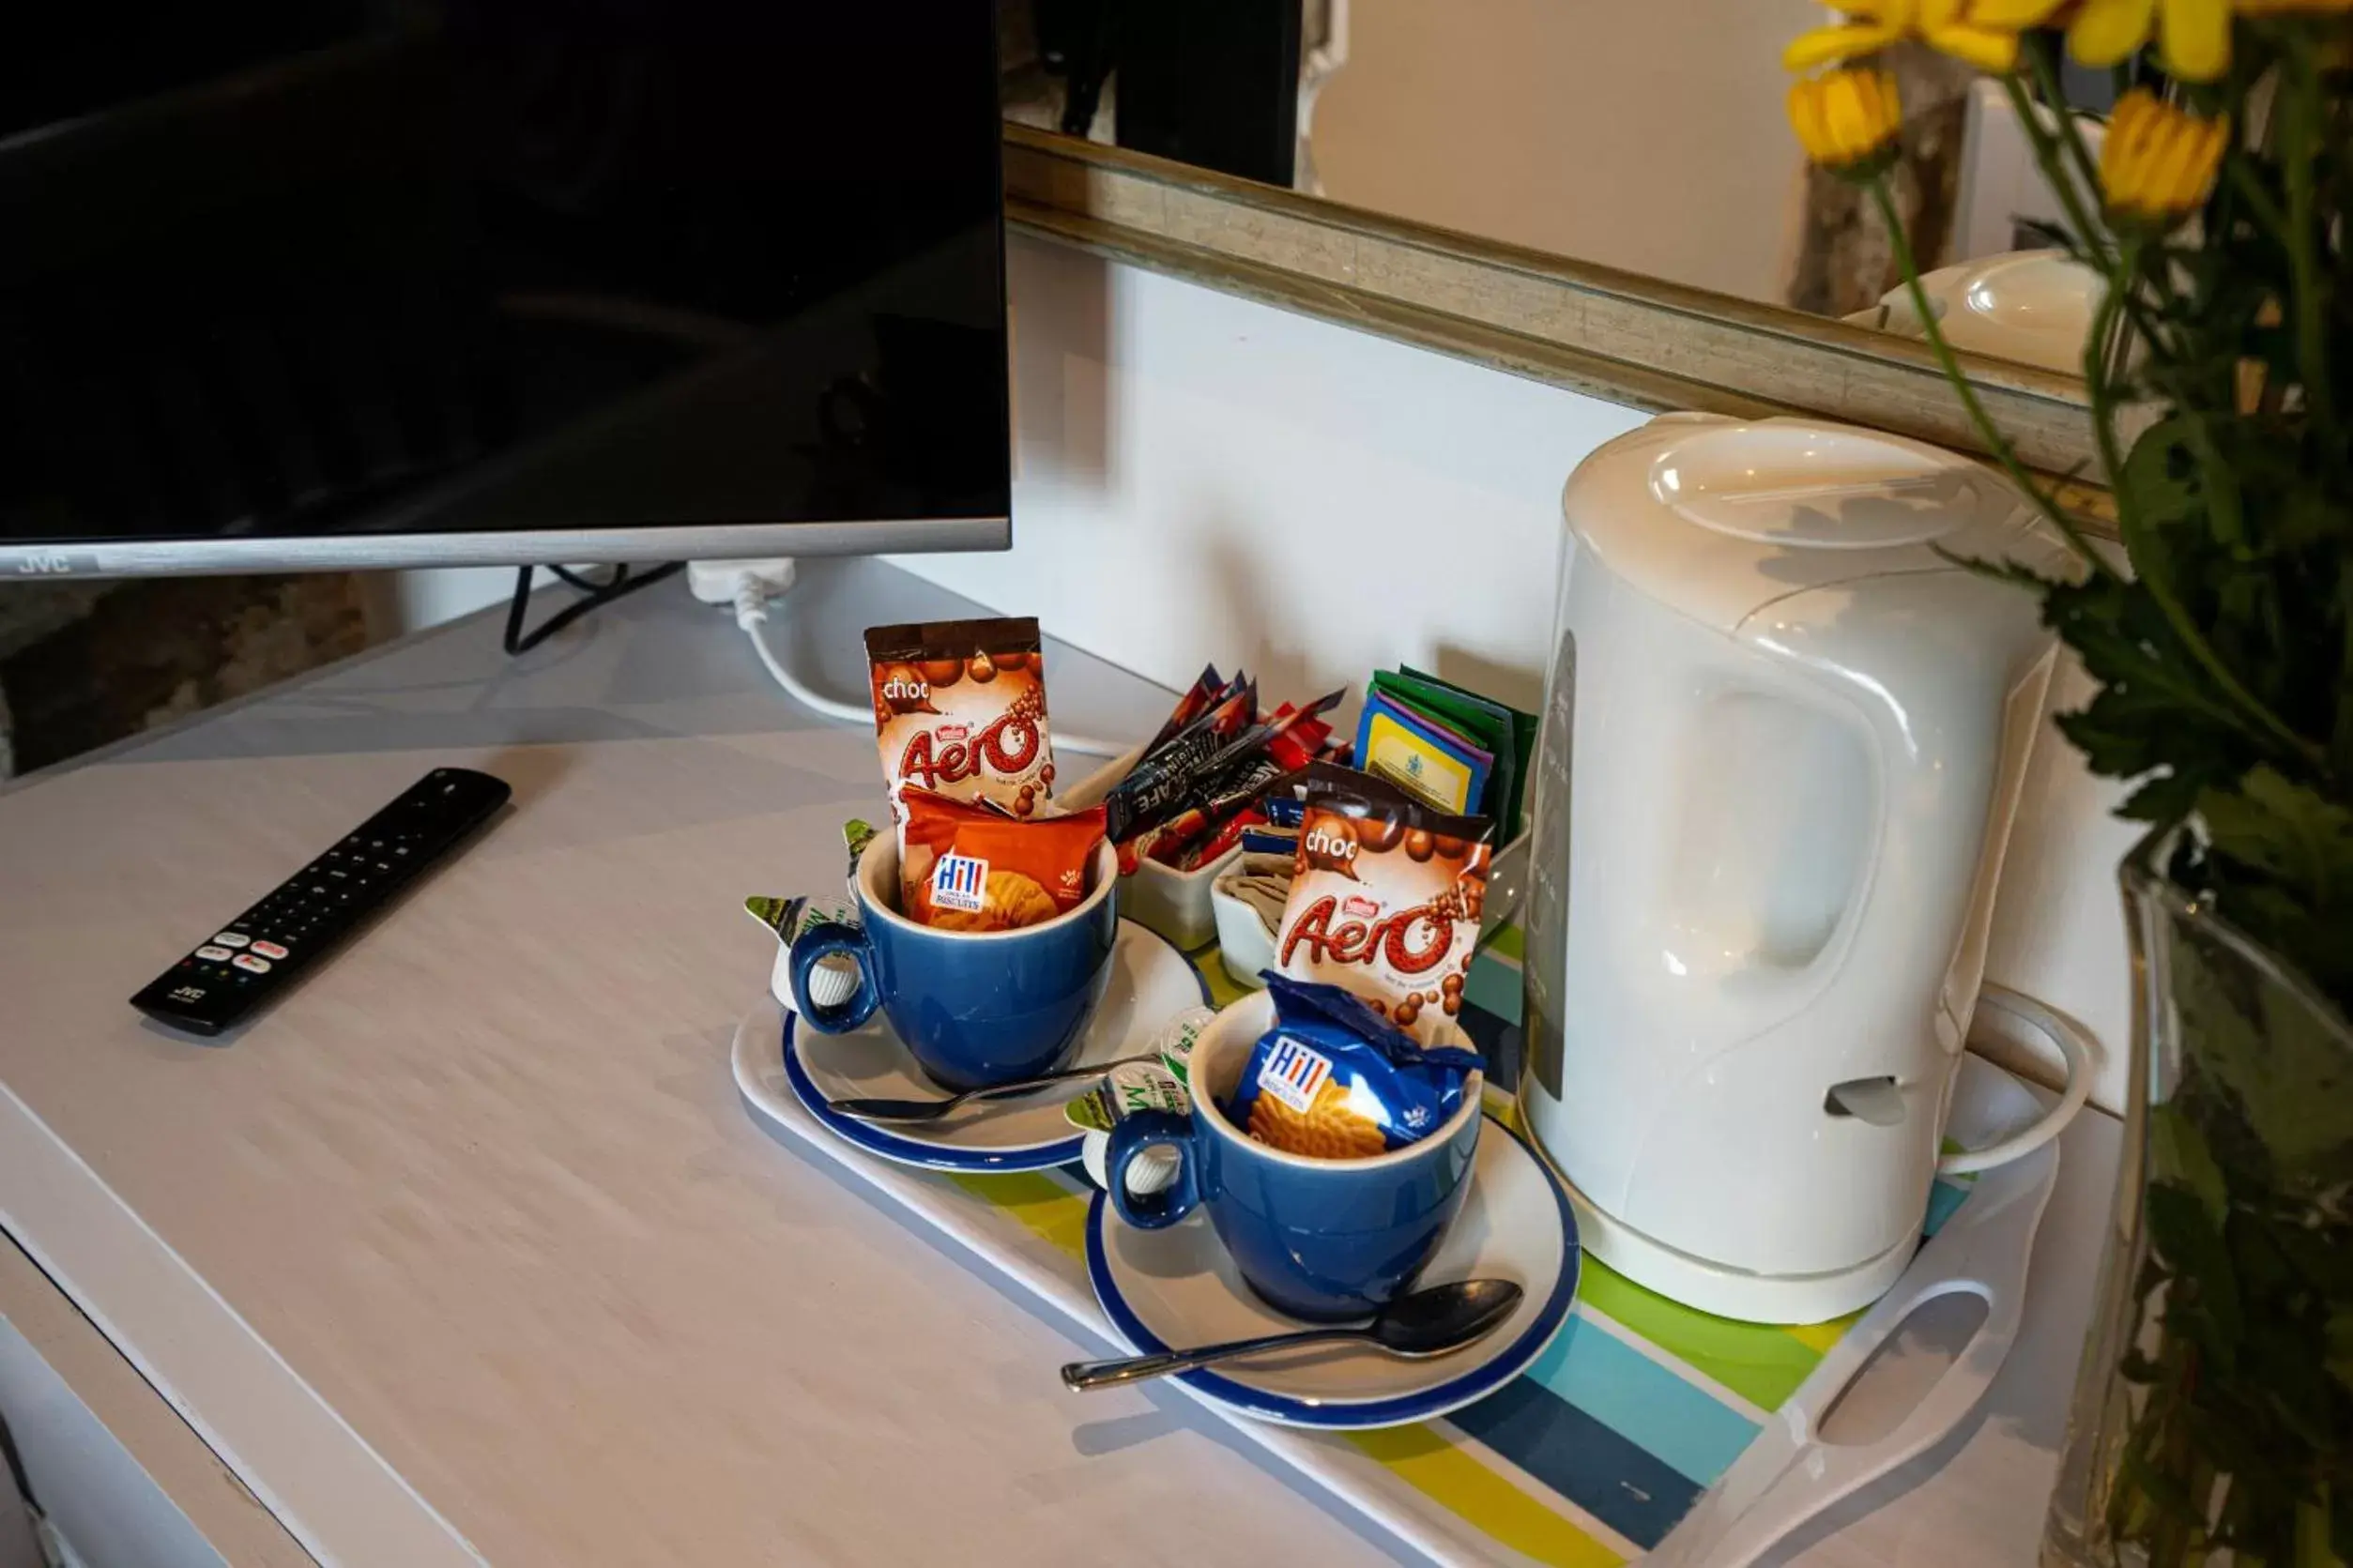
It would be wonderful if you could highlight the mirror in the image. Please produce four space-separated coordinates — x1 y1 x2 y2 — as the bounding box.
1001 0 2113 379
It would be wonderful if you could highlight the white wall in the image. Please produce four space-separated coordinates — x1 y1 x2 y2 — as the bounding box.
968 236 1649 714
1308 0 1821 305
369 567 516 641
900 236 2143 1110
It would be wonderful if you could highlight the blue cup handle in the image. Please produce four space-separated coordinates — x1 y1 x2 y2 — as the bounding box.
788 921 880 1033
1106 1108 1200 1229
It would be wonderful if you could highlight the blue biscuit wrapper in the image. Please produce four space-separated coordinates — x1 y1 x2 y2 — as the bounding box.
1224 974 1483 1155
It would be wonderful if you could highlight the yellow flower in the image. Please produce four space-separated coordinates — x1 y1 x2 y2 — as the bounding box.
1788 68 1907 176
2100 90 2230 223
1784 0 2070 74
2067 0 2230 82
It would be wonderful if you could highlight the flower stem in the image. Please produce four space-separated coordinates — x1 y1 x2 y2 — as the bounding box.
2280 49 2339 439
2086 243 2139 527
1865 177 2115 574
2017 46 2114 273
2110 435 2322 773
2007 56 2176 362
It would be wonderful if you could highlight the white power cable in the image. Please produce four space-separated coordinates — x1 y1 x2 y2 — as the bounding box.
732 577 880 726
724 569 1129 755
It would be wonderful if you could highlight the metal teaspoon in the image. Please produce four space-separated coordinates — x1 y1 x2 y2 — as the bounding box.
1060 1278 1525 1392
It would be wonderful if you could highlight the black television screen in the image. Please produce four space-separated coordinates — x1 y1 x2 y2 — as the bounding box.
0 1 1010 577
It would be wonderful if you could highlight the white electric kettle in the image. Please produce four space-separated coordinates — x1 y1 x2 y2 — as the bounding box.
1520 413 2086 1323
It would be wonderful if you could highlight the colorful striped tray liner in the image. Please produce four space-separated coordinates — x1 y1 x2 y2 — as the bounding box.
743 931 1978 1567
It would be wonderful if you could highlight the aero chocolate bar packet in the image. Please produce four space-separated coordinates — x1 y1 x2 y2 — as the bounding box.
1275 762 1493 1043
865 618 1055 824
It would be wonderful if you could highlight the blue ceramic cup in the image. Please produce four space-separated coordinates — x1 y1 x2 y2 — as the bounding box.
1106 990 1484 1322
789 834 1118 1093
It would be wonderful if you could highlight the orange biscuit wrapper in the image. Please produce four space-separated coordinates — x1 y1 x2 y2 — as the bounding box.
897 788 1108 932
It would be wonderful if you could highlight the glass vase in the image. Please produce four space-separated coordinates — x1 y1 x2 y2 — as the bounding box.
2042 826 2353 1568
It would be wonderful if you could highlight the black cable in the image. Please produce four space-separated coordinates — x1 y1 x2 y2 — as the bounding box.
502 561 683 657
0 1392 38 1525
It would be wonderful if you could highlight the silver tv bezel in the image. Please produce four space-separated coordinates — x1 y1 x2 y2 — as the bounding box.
0 515 1009 579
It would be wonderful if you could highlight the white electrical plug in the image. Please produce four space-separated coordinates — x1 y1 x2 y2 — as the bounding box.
687 557 799 613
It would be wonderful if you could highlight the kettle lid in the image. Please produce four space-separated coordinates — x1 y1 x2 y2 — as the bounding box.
1868 250 2101 375
1562 414 2065 632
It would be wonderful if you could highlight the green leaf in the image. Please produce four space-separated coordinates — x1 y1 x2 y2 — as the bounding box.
2200 767 2353 902
2241 1313 2343 1449
2329 1308 2353 1395
2119 416 2208 533
2275 1225 2353 1298
2120 1445 2213 1531
2225 1211 2293 1299
2121 769 2212 825
2040 569 2265 795
2154 1103 2232 1224
2295 1496 2336 1568
2167 923 2353 1184
2147 1183 2244 1361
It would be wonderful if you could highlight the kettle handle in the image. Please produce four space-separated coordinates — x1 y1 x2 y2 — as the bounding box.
1729 575 2055 1057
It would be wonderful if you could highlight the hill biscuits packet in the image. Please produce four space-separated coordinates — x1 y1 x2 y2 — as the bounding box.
1226 974 1480 1158
896 787 1106 932
1275 762 1493 1042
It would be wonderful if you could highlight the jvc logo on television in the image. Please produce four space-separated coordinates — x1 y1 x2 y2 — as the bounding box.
16 551 82 575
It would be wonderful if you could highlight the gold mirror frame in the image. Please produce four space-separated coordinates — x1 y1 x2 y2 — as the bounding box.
1003 126 2113 530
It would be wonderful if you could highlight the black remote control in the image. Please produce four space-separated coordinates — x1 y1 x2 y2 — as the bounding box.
131 768 512 1037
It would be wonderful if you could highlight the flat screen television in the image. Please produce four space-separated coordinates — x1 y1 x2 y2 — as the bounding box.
0 1 1010 578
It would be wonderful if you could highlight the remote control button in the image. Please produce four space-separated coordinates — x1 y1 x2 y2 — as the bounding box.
195 945 234 962
212 933 251 949
251 940 289 960
232 953 272 974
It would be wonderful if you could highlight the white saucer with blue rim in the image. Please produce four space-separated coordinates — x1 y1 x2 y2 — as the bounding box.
779 918 1207 1173
1084 1111 1580 1428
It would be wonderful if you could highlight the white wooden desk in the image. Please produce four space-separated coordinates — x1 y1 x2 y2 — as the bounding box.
0 560 2118 1566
